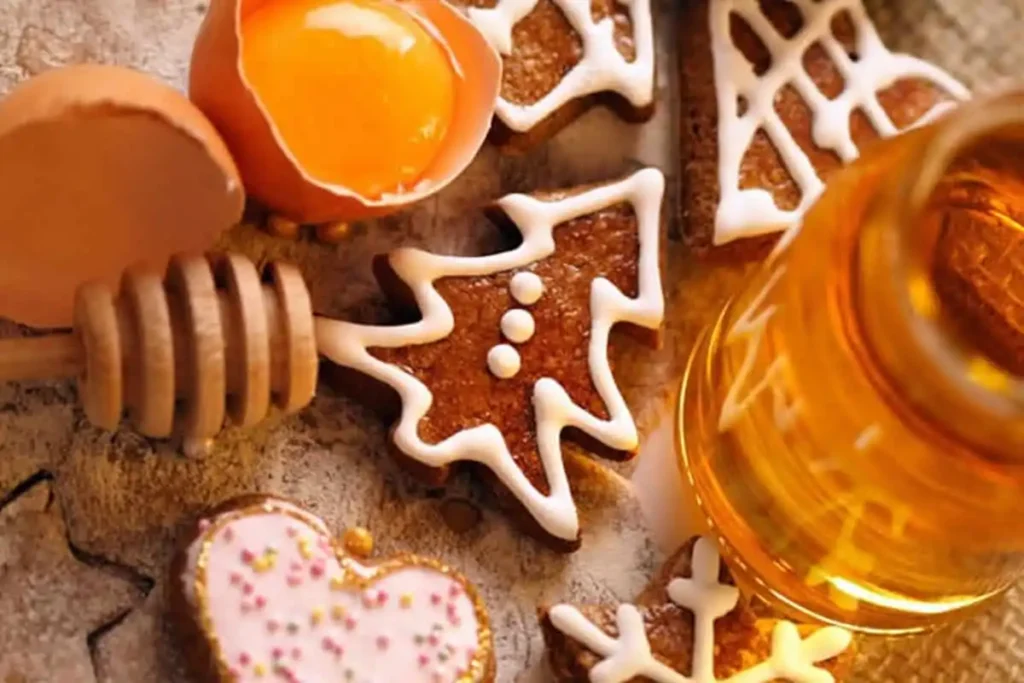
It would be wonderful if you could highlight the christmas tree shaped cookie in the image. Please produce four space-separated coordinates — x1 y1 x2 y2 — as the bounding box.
541 536 855 681
679 0 970 248
455 0 657 150
317 169 665 550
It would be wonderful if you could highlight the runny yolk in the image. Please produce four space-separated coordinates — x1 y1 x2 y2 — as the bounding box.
241 0 456 199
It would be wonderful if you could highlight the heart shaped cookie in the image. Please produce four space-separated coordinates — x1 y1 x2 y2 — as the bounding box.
172 497 494 683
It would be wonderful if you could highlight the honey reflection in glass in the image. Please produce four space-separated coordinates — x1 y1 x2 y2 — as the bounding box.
679 95 1024 634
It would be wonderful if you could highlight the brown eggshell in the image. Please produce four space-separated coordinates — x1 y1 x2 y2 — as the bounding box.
0 65 244 329
190 0 501 223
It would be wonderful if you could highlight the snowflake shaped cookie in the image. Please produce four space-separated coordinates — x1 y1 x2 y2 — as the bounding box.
542 537 854 682
316 169 665 549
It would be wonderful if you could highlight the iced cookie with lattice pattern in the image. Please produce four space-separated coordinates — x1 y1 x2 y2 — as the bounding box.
680 0 969 251
540 536 855 682
453 0 657 151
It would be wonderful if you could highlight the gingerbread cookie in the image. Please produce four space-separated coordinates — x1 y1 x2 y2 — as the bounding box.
541 536 855 682
316 168 665 550
456 0 656 150
171 497 494 682
680 0 969 250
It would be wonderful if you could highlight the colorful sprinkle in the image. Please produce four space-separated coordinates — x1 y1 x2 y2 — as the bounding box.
229 572 242 586
362 590 377 608
400 593 414 609
430 593 442 606
287 574 302 587
376 590 389 606
449 584 462 598
253 663 266 677
438 650 450 663
238 653 251 666
291 647 302 660
330 576 346 591
223 526 234 542
310 608 324 626
310 561 325 579
242 583 254 596
254 595 267 609
298 538 313 560
418 653 430 667
287 621 300 635
344 616 357 630
241 549 255 564
331 604 346 620
376 635 390 650
344 670 355 681
414 634 425 646
286 526 297 538
428 634 440 647
272 647 284 660
266 619 279 633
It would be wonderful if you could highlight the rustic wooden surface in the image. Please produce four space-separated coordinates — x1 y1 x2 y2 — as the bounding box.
0 1 1021 681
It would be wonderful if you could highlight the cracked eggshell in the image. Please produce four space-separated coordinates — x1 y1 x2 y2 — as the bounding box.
189 0 501 224
0 65 244 329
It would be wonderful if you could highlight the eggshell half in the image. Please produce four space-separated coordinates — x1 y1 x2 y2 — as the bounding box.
190 0 501 223
0 65 244 328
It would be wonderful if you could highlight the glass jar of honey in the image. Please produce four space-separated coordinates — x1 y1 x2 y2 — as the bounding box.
679 93 1024 634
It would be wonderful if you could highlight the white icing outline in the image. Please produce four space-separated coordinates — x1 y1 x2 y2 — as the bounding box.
465 0 656 133
549 537 853 683
316 169 665 542
711 0 970 245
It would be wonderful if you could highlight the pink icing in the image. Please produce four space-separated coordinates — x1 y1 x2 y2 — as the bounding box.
191 511 482 682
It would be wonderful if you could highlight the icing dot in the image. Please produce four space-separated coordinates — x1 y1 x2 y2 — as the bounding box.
510 271 543 305
500 309 535 343
487 344 521 379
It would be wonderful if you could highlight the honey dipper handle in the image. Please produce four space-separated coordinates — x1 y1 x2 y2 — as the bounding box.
0 333 84 383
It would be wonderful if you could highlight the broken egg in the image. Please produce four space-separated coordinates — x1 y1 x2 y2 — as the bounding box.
0 65 244 328
190 0 501 223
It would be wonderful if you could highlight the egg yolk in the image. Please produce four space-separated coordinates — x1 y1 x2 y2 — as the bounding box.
241 0 456 199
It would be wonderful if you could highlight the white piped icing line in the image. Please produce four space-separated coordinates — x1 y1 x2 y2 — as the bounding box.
711 0 970 245
548 537 853 683
487 344 522 378
718 265 801 433
501 309 536 343
315 169 665 542
510 271 544 305
465 0 656 133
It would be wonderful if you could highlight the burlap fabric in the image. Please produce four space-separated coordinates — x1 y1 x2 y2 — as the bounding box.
0 0 1020 681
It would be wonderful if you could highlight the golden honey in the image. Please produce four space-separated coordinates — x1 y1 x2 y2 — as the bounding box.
680 95 1024 634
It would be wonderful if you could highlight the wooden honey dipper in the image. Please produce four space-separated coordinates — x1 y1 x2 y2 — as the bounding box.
0 253 317 446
